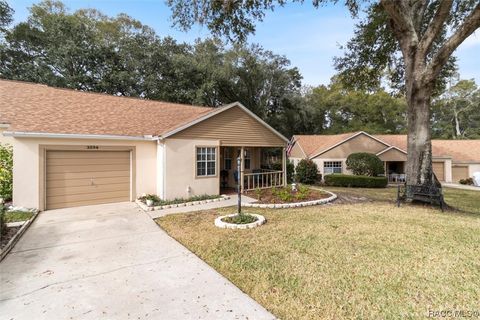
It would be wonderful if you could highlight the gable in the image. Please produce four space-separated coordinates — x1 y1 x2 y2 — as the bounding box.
169 105 286 147
290 142 306 158
377 148 407 161
315 133 388 159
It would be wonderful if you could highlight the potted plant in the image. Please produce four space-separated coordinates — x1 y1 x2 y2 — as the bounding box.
145 194 159 207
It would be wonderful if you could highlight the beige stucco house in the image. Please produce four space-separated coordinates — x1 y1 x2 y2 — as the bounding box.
289 131 480 184
1 80 288 210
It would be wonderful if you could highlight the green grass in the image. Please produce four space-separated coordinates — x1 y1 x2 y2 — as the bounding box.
323 186 480 214
156 188 480 320
4 210 34 223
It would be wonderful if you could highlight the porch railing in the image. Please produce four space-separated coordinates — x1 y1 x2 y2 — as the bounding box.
244 170 284 191
388 173 406 183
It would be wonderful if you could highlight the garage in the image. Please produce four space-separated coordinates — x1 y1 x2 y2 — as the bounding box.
46 150 131 210
452 165 469 183
432 161 445 182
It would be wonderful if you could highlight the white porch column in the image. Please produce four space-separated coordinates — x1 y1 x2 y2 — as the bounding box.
282 147 287 186
240 146 245 192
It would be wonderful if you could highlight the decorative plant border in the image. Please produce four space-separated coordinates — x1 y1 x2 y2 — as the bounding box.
1 209 39 262
243 190 337 209
136 195 231 212
214 213 266 230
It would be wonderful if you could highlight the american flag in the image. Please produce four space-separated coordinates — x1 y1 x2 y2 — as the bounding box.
286 138 296 156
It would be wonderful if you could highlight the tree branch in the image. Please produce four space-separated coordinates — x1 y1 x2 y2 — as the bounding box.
427 3 480 81
380 0 419 57
418 0 453 57
412 0 431 34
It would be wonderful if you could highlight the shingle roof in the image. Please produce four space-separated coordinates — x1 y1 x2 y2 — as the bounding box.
293 132 360 157
294 132 480 163
0 79 215 137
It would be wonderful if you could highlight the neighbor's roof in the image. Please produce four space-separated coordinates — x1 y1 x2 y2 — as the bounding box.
293 131 480 163
0 79 215 138
292 132 360 158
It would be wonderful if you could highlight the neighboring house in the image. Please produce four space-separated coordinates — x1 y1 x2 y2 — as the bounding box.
0 80 288 210
290 131 480 184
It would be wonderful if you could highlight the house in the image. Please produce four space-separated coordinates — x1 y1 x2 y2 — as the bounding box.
0 80 288 210
289 131 480 183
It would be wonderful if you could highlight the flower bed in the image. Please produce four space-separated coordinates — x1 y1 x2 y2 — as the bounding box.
214 213 266 229
136 194 230 211
244 186 337 209
1 208 38 261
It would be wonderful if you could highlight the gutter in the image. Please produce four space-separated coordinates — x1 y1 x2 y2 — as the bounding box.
3 131 159 141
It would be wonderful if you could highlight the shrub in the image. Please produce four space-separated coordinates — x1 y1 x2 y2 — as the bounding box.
0 204 6 236
324 174 388 188
459 178 474 185
346 152 384 176
222 214 258 224
295 159 319 184
0 144 13 201
272 160 295 183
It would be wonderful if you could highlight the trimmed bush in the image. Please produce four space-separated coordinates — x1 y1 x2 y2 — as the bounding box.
346 152 384 176
324 174 388 188
295 159 319 184
0 143 13 200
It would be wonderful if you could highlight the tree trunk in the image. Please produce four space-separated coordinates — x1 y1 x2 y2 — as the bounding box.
405 79 437 200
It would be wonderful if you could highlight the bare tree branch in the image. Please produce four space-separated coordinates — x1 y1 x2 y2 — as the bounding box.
418 0 453 57
427 3 480 81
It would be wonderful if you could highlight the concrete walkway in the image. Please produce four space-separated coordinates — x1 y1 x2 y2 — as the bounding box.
443 183 480 191
0 202 274 320
147 194 258 219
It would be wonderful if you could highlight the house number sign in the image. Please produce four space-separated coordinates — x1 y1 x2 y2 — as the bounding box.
86 145 99 150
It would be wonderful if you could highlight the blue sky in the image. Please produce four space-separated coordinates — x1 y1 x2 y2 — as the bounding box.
8 0 480 86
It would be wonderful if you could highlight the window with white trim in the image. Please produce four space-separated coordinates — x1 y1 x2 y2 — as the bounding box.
324 161 342 174
196 147 216 176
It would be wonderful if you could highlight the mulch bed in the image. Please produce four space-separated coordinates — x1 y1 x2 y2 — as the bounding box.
1 226 21 250
245 188 330 204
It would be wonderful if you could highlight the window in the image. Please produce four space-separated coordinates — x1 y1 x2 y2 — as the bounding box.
244 149 251 170
224 148 232 170
324 161 342 175
196 147 216 177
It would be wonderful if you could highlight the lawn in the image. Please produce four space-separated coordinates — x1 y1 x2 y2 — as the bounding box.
4 210 34 223
156 187 480 319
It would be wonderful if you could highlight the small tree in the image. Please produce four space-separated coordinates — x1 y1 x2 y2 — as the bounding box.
0 143 13 201
346 153 384 177
295 159 318 184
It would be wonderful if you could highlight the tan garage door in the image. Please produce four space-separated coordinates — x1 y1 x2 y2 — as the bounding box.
452 166 469 183
432 161 445 182
46 151 131 210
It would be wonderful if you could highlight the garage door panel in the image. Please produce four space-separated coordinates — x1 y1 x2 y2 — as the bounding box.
433 162 445 181
47 183 130 197
452 166 469 182
47 164 130 174
47 176 130 188
47 196 131 210
47 171 130 181
46 151 131 209
47 190 130 206
47 151 130 159
47 158 130 166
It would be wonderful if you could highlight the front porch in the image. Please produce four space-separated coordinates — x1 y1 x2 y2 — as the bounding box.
219 146 287 193
385 161 406 183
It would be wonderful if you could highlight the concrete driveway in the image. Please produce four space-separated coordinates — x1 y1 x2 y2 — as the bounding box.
0 202 274 320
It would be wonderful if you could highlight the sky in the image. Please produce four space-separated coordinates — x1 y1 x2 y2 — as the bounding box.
8 0 480 87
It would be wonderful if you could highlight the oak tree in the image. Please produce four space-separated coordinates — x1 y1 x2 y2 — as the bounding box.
167 0 480 198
